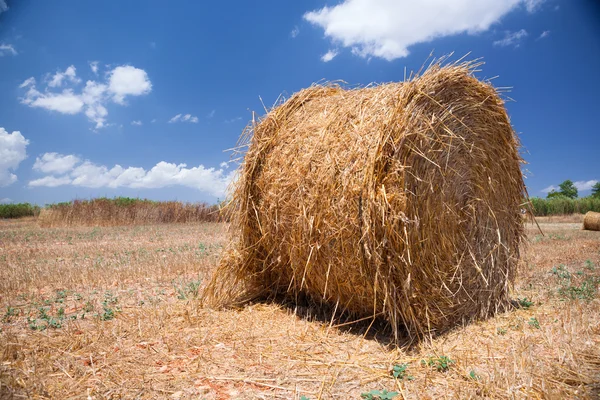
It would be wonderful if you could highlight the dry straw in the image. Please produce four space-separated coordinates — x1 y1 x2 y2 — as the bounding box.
204 58 526 341
583 211 600 231
37 198 221 227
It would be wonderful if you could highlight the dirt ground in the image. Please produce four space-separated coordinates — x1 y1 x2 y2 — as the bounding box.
0 216 599 399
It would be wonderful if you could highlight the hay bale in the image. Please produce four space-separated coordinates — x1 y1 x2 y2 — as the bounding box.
205 60 525 340
583 211 600 231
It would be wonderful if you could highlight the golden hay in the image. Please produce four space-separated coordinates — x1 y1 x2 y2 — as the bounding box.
583 211 600 231
204 59 526 340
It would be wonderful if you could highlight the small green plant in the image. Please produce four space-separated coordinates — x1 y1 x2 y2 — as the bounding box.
468 370 480 380
516 298 534 309
422 356 454 372
584 260 595 271
104 291 119 305
54 289 68 303
391 363 413 380
550 265 571 280
497 327 507 335
48 317 62 329
175 278 202 300
38 307 50 321
551 264 599 301
84 301 94 312
27 317 46 331
558 277 599 300
101 306 115 321
528 317 540 329
360 390 399 400
2 306 20 322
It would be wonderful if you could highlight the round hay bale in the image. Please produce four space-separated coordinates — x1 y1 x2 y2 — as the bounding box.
583 211 600 231
205 60 525 340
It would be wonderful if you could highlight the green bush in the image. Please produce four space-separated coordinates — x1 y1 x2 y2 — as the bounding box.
0 203 41 219
529 196 600 216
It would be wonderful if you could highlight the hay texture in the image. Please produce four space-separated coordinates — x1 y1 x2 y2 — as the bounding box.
205 60 525 339
583 211 600 231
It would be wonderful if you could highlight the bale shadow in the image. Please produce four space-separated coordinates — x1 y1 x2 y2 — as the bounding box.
253 291 414 349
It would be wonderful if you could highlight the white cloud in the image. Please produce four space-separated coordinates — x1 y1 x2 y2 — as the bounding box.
321 49 338 62
33 152 80 175
89 61 99 75
207 109 216 118
291 26 300 38
493 29 528 47
131 120 142 126
108 65 152 104
541 185 558 194
28 156 235 198
304 0 542 61
184 114 198 123
0 0 7 13
220 162 229 169
0 198 12 204
0 43 17 56
24 88 85 114
29 175 73 188
0 128 29 187
169 113 199 123
19 77 35 88
19 64 152 129
224 116 242 124
48 65 80 88
574 180 598 192
523 0 545 13
541 180 598 194
539 30 550 39
80 80 108 128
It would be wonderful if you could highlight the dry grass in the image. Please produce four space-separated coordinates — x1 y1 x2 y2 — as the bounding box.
38 198 221 227
1 218 599 399
207 59 525 341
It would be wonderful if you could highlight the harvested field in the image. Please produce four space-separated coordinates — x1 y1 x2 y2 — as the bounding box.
1 218 599 399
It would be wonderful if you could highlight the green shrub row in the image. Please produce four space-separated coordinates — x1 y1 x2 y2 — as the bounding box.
529 196 600 216
0 203 41 219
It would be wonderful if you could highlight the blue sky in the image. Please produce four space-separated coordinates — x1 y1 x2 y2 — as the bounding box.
0 0 599 205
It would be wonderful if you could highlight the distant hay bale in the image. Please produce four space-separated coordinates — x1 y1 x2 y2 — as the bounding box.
204 59 526 340
583 211 600 231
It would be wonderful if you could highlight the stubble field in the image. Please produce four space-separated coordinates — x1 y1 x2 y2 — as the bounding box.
0 216 599 399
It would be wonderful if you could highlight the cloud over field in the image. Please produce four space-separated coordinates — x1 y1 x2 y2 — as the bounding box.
304 0 545 60
29 153 235 198
0 128 29 186
19 64 152 129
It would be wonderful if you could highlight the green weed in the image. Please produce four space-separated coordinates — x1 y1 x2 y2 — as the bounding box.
391 363 413 381
360 390 399 400
422 356 454 372
2 306 21 322
468 370 480 380
528 317 540 329
516 297 534 309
